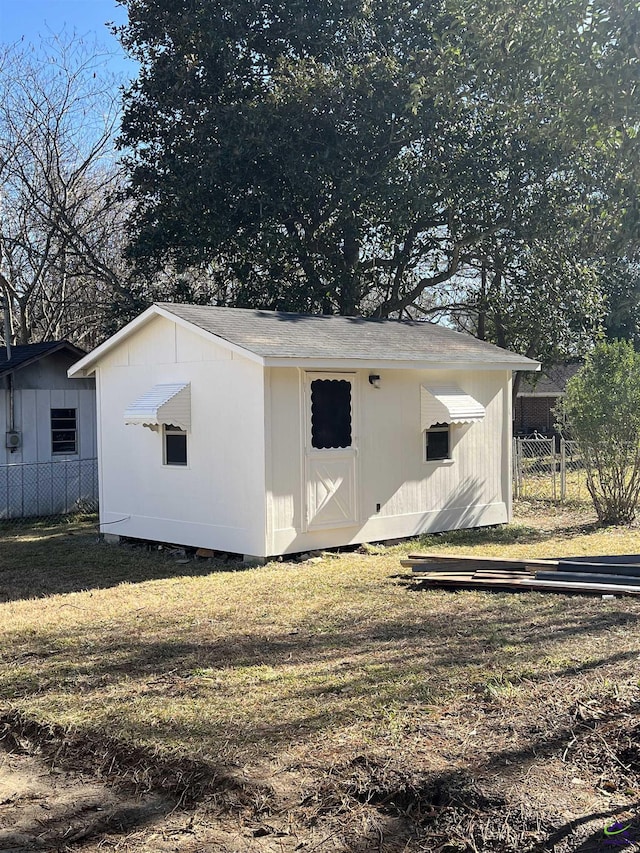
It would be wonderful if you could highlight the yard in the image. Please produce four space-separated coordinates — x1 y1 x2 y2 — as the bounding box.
1 502 640 852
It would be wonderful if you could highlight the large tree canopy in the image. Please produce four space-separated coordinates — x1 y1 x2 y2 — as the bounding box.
118 0 639 339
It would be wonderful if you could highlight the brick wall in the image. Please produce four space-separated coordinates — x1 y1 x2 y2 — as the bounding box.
514 396 560 435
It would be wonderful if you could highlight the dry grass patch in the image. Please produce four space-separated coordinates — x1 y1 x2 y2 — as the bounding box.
1 504 640 851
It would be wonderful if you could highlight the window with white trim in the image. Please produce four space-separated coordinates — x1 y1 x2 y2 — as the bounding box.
425 423 450 461
51 408 77 455
164 424 187 466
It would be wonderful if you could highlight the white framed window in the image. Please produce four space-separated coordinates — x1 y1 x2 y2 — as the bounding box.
163 424 187 466
51 408 77 455
425 422 450 462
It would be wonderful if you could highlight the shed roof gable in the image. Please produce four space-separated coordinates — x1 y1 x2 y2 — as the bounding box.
0 340 86 377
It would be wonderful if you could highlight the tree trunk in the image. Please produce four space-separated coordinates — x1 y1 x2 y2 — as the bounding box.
338 213 360 316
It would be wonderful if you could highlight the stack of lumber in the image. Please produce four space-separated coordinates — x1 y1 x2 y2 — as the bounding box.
402 553 640 596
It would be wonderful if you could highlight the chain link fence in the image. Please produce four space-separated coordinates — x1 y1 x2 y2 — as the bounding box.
0 443 587 526
0 458 98 525
513 437 588 502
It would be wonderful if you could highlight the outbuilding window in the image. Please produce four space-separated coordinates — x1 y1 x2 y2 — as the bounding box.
51 408 77 455
164 424 187 466
425 423 450 462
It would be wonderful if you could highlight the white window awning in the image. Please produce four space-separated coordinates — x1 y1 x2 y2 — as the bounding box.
124 383 191 431
421 384 485 429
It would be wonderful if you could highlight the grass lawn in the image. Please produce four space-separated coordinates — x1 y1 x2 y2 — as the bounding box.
1 502 640 851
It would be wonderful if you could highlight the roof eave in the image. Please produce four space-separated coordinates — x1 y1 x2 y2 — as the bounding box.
262 357 541 371
517 390 563 398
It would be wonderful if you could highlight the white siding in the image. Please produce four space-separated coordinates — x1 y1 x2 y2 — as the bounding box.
266 368 303 540
266 367 511 555
96 315 267 556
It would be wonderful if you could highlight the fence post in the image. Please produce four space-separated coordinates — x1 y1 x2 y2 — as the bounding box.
560 438 566 501
518 438 523 497
516 437 523 498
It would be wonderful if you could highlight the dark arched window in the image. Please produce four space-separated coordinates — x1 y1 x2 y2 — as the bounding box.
310 379 352 449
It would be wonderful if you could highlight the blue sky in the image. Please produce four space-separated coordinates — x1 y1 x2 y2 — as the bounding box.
0 0 137 80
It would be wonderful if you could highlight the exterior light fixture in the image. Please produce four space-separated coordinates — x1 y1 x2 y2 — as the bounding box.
368 374 381 389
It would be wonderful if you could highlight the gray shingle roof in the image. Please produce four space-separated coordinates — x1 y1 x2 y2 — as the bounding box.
518 363 581 394
0 340 86 376
157 303 537 366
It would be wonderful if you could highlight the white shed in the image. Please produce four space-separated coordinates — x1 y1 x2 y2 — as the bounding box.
69 304 539 558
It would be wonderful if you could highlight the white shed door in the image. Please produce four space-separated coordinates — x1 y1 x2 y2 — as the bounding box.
304 373 358 531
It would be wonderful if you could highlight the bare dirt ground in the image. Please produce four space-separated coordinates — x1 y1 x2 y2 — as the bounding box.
3 693 640 853
0 745 170 852
2 502 640 853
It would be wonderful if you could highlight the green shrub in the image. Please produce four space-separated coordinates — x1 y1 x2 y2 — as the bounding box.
558 340 640 524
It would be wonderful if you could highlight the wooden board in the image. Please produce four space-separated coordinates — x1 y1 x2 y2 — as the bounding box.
558 562 640 578
414 575 640 596
403 551 640 597
405 561 556 575
472 572 532 580
528 578 640 594
418 571 533 581
404 561 529 572
407 553 558 567
537 571 640 586
403 554 559 574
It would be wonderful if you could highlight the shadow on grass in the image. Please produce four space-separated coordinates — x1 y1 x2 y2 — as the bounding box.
535 810 640 853
413 523 545 549
3 539 640 851
0 514 604 605
3 599 640 755
410 517 604 553
3 515 640 849
0 525 250 603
